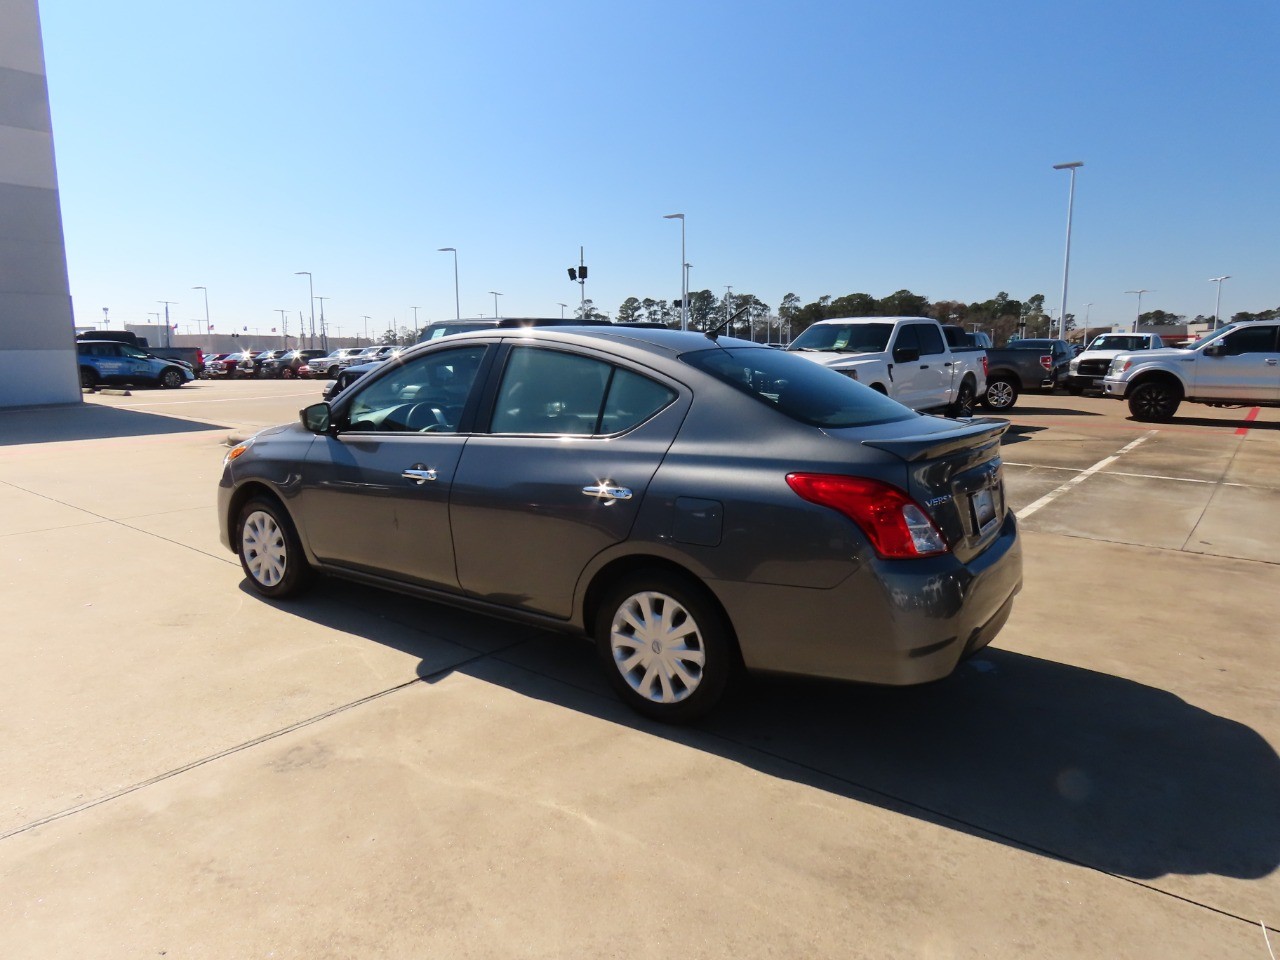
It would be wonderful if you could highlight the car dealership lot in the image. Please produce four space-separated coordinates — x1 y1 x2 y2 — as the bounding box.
1 380 1276 958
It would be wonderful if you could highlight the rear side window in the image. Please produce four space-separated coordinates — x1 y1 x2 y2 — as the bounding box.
681 346 915 428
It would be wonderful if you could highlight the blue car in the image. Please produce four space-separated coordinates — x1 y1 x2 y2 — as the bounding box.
77 340 195 389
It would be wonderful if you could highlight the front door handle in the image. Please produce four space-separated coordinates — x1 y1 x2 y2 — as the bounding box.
582 483 633 501
402 466 438 484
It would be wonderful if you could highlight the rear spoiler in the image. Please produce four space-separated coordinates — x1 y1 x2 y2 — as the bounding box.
861 418 1008 462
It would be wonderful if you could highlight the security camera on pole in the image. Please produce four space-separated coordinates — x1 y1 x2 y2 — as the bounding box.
567 247 587 315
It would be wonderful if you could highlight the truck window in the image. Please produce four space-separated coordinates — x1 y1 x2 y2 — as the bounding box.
912 323 945 357
1220 325 1279 355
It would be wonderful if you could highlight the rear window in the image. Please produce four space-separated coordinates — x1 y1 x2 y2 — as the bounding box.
681 346 915 428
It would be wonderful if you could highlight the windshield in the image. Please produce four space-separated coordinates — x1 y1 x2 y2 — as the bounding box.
787 322 894 354
682 345 915 428
1087 335 1149 351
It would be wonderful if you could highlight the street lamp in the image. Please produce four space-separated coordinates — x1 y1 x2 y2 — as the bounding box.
275 308 289 346
489 291 502 318
362 315 370 345
664 213 687 330
314 296 329 352
438 248 460 320
192 286 211 338
411 306 420 331
557 302 568 319
157 300 177 346
295 271 315 348
1052 161 1083 342
1209 276 1231 330
1125 289 1152 333
101 307 109 329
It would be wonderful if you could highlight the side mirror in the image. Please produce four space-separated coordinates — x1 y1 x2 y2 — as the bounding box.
301 402 332 434
1203 343 1225 357
893 346 920 364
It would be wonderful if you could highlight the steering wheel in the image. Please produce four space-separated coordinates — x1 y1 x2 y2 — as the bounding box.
405 403 449 432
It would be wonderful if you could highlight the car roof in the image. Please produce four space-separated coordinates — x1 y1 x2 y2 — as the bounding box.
403 323 757 361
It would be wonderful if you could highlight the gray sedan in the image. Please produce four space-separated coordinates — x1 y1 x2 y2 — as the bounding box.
218 327 1022 722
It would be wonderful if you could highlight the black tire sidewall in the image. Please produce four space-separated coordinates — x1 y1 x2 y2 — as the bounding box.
593 571 737 723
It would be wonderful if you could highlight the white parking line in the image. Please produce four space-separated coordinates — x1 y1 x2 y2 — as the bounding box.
1006 462 1250 487
1014 432 1157 519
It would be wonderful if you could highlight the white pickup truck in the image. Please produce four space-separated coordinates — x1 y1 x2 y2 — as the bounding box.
1102 320 1280 420
1066 332 1165 395
786 316 987 417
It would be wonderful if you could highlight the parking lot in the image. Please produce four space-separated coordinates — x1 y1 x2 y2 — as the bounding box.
2 379 1277 958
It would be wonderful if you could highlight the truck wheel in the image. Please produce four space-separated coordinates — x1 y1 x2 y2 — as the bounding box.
1127 380 1180 421
80 367 98 390
982 377 1018 411
947 379 976 418
159 368 185 389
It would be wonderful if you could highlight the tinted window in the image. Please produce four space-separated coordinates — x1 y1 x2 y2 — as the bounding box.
600 368 676 433
344 345 486 433
491 348 611 436
1220 325 1278 355
913 323 945 356
681 346 915 428
788 323 894 354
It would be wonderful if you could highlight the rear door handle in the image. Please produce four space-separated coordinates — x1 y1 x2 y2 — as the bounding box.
402 466 438 484
582 483 632 501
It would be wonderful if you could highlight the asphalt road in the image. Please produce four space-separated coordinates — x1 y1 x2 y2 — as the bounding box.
1 379 1276 959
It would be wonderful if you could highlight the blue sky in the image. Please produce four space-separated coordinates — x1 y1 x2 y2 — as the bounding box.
38 0 1278 337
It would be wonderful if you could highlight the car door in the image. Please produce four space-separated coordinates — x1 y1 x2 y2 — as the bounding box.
1197 324 1280 400
911 322 952 406
449 342 687 619
887 324 926 407
297 343 491 592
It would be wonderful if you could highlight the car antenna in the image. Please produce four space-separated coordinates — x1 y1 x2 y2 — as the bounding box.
705 306 748 342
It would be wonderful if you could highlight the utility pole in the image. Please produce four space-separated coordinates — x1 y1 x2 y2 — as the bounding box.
157 301 177 346
276 309 289 347
315 296 330 353
567 247 587 313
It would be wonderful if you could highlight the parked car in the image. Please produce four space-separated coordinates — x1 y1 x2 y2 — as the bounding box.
260 349 329 379
786 316 986 418
312 348 369 378
238 349 291 377
980 338 1074 411
1102 320 1280 421
77 340 195 389
219 326 1022 723
1066 333 1165 394
321 360 385 400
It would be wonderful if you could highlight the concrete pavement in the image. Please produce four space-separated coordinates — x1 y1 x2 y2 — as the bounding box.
1 384 1276 958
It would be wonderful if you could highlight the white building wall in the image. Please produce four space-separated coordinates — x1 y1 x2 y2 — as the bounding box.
0 0 80 408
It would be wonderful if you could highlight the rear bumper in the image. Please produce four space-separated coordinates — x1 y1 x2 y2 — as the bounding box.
713 511 1023 685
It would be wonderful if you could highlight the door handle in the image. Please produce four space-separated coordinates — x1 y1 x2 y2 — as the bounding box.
402 466 438 484
582 483 633 501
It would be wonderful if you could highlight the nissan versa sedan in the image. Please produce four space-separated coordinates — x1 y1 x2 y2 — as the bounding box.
218 326 1022 722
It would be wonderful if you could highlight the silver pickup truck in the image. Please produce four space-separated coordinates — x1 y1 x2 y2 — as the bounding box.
1102 320 1280 420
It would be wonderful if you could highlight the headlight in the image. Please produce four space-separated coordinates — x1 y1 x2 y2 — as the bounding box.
1068 358 1079 373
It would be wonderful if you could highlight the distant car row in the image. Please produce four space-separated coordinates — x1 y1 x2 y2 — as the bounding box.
204 345 405 379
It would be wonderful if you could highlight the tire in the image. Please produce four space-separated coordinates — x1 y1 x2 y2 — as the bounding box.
947 379 976 418
1066 384 1084 396
159 367 185 389
326 365 340 379
594 571 737 723
80 367 98 390
281 366 296 379
235 496 312 598
1127 380 1181 422
982 377 1018 411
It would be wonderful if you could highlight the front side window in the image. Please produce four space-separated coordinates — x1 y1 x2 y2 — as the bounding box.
1220 325 1278 355
344 345 486 433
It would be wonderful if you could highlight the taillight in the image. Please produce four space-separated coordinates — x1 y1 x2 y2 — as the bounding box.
785 473 949 559
1039 354 1053 371
981 355 988 377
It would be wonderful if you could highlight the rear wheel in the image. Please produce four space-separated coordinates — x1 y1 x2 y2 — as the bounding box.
1127 380 1181 421
595 571 737 723
982 377 1018 411
236 496 312 598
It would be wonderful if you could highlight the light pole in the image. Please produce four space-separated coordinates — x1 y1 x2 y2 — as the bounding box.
489 291 502 318
362 315 370 345
438 248 460 320
275 308 289 346
314 296 329 352
1125 289 1151 333
664 213 687 330
1209 276 1231 330
557 302 568 318
1082 302 1093 346
101 307 109 329
157 300 177 346
295 271 315 348
411 306 420 332
724 285 733 334
1052 161 1083 342
192 286 211 338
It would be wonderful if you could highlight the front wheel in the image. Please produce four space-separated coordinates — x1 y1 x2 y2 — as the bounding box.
80 367 98 389
236 496 313 598
981 377 1018 411
595 572 737 724
159 367 185 389
1127 380 1181 421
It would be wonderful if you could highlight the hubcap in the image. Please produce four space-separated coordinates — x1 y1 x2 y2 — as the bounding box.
1137 385 1174 417
609 591 706 704
242 510 287 586
988 382 1014 408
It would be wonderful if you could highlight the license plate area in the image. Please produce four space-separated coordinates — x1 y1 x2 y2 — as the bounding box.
971 486 998 535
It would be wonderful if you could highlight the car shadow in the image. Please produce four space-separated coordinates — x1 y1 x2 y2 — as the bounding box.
999 424 1045 444
1004 405 1105 417
1135 414 1280 431
0 402 231 446
264 577 1280 885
